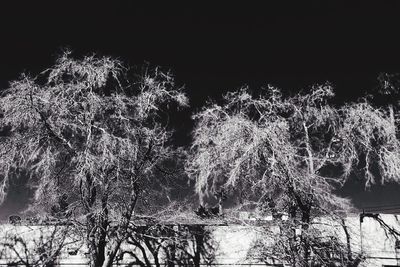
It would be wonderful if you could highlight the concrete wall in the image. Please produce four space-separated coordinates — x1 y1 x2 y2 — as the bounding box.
1 214 400 266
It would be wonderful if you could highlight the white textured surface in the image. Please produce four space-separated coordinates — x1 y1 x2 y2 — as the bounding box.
1 214 400 266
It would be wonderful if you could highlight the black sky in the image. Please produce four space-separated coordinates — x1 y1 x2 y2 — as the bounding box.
1 1 400 217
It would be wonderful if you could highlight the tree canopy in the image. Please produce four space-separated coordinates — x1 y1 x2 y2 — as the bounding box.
186 85 391 266
0 51 188 267
187 85 352 214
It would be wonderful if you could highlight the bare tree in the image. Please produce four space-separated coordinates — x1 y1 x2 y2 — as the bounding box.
0 51 188 267
186 85 362 266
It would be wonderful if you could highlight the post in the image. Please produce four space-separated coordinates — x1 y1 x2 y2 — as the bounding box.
359 210 364 253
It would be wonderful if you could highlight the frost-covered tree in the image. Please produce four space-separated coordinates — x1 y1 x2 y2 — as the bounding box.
186 85 362 266
0 51 188 267
338 73 400 188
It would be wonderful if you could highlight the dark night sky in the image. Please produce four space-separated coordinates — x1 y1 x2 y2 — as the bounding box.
1 1 400 218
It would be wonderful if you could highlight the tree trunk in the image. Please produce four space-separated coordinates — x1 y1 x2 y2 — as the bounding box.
302 120 314 267
84 172 104 267
303 122 314 175
87 227 106 267
389 104 395 128
341 218 353 265
87 208 105 267
144 236 161 267
135 240 153 267
88 248 102 267
102 241 122 267
101 189 139 267
300 206 311 267
193 225 204 267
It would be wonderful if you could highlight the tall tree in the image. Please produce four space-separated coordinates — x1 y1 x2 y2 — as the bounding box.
186 85 362 266
0 51 188 267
